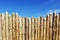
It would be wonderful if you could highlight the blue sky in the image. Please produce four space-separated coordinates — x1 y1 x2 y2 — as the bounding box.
0 0 60 17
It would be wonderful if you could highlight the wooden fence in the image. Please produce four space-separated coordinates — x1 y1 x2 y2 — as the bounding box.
0 12 60 40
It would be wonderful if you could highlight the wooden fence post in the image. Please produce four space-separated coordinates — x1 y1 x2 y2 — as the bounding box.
35 18 38 40
52 13 56 40
2 13 6 40
0 14 2 40
56 15 58 40
8 15 12 40
43 18 46 40
46 15 49 40
58 13 60 40
29 18 32 40
15 13 19 40
19 16 23 40
37 17 40 40
23 17 25 40
5 12 9 40
40 17 44 40
31 17 35 40
49 14 52 40
25 17 29 40
12 13 16 40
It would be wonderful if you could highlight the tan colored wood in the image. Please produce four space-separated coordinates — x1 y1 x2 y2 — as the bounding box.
49 14 52 40
43 18 46 40
0 14 2 40
5 12 9 40
37 17 40 40
35 18 38 40
31 17 35 40
8 15 12 40
19 16 23 40
52 13 56 40
46 15 49 40
23 17 25 40
15 13 19 40
56 15 58 40
25 17 29 40
58 13 60 40
40 17 44 40
12 13 16 40
29 18 32 40
2 13 6 40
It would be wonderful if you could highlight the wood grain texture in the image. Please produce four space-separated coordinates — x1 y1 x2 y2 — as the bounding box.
43 18 46 40
0 14 2 40
49 14 52 40
40 17 44 40
52 13 56 40
12 13 16 40
15 13 19 40
8 15 12 40
35 18 38 40
23 17 25 40
29 18 32 40
2 13 6 40
46 15 49 40
31 17 35 40
37 17 40 40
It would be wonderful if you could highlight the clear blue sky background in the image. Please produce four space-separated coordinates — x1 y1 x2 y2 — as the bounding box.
0 0 60 17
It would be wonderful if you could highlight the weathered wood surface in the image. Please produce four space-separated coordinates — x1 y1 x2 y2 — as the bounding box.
0 13 60 40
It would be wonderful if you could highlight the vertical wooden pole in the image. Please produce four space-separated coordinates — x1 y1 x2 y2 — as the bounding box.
58 13 60 40
19 16 23 40
9 15 12 40
23 17 25 40
52 13 56 40
2 13 6 40
40 17 44 40
46 15 49 40
49 14 52 40
56 15 58 40
15 13 19 40
25 17 29 40
35 18 38 40
5 12 9 40
37 17 40 40
31 17 35 40
12 13 16 40
18 16 20 40
29 18 32 40
43 18 46 40
0 14 2 40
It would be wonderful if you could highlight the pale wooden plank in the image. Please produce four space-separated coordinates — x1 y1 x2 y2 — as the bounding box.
56 15 59 40
2 13 6 40
15 13 19 40
35 18 38 40
40 17 44 40
37 17 40 40
23 17 25 40
31 17 35 40
25 17 29 40
0 14 2 40
43 18 46 40
29 18 32 40
52 13 56 40
5 12 9 40
58 13 60 40
12 13 16 40
46 15 49 40
49 14 52 40
8 15 12 40
19 16 23 40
